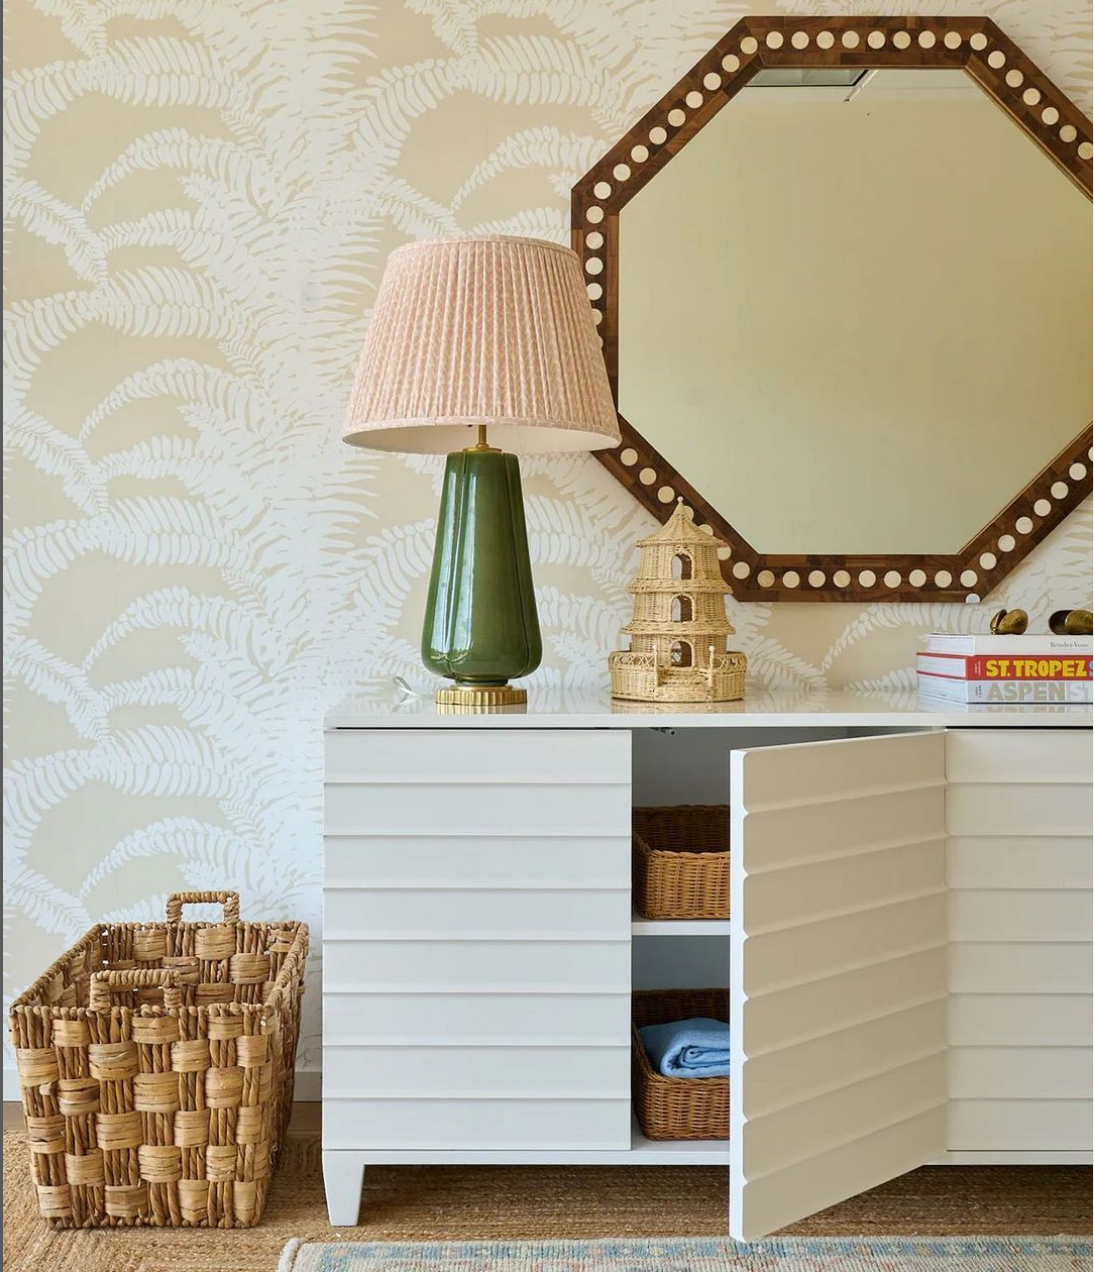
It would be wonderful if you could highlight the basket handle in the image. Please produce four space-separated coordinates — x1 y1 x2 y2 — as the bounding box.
89 969 182 1013
166 890 240 924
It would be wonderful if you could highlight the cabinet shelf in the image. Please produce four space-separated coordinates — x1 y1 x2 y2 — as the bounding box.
630 1115 728 1163
631 909 731 936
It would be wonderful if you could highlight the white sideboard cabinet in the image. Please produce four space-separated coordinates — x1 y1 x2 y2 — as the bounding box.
321 692 1093 1239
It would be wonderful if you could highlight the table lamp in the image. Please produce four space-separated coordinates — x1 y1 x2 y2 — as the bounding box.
344 236 620 708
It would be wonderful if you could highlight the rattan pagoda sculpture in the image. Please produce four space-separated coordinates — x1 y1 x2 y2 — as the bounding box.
609 501 746 702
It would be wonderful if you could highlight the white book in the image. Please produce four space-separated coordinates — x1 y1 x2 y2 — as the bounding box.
923 632 1093 655
917 677 1093 704
913 698 1092 714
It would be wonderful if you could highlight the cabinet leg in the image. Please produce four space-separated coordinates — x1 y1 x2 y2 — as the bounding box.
322 1151 366 1226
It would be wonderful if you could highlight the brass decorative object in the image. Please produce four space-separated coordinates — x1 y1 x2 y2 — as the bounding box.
990 608 1029 635
609 501 746 703
435 683 528 709
1049 608 1094 634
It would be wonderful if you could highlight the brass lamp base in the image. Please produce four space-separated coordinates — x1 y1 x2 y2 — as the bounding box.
435 684 528 711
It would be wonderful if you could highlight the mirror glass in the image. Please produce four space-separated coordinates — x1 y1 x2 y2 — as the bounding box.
618 69 1091 555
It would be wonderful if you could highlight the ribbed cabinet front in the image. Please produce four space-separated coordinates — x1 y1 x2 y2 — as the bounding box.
321 728 633 1151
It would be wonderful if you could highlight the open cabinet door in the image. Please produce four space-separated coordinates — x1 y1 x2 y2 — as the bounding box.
729 732 948 1240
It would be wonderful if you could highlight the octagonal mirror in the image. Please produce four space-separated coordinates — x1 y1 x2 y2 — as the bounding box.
573 17 1093 602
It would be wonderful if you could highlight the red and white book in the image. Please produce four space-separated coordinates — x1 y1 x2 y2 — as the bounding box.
917 652 1093 681
918 679 1093 704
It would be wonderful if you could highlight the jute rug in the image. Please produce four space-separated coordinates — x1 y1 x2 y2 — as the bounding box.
277 1236 1094 1272
3 1130 1091 1272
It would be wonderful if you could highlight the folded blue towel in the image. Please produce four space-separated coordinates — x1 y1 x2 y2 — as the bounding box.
639 1016 730 1078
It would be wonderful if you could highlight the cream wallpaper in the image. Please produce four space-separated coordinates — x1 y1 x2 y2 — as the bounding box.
4 0 1092 1080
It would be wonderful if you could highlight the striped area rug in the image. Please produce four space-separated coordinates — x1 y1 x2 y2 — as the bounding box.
279 1235 1093 1271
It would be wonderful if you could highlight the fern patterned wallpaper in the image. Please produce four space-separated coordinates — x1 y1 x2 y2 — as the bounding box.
4 0 1092 1081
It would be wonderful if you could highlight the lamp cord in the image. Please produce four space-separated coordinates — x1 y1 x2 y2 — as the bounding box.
392 676 431 702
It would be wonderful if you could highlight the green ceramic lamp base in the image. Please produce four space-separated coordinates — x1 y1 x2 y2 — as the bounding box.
421 445 542 707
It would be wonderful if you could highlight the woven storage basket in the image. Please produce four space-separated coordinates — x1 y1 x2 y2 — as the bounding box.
632 988 729 1141
8 891 308 1229
633 806 729 920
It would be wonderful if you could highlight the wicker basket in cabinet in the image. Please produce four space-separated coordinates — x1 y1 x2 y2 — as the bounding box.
632 988 729 1141
633 806 729 920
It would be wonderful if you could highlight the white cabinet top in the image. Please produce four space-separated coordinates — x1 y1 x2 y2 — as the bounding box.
325 687 1093 730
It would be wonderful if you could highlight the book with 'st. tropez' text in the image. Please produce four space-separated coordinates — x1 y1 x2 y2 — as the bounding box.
917 653 1093 681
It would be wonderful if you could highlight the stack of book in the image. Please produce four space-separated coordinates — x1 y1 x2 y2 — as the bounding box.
917 631 1093 704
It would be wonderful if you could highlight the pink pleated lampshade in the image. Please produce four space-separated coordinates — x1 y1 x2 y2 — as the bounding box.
344 236 621 454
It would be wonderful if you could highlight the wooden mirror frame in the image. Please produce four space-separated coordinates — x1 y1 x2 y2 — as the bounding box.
572 15 1093 602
